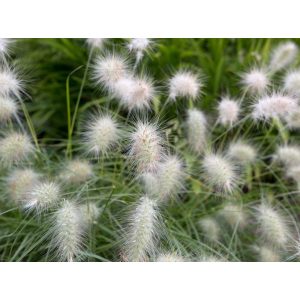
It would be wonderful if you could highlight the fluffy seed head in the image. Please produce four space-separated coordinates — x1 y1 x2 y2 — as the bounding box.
287 165 300 185
0 132 34 166
220 203 247 229
92 53 129 91
256 202 291 248
198 217 220 243
128 38 151 53
202 153 237 193
283 70 300 96
258 245 281 262
275 145 300 168
84 114 119 157
80 202 101 228
169 71 201 100
270 42 298 72
242 69 269 94
129 121 164 173
285 107 300 129
52 200 86 262
0 68 21 97
6 168 39 205
86 38 106 49
60 159 93 185
24 181 60 212
156 253 185 262
113 75 155 110
123 196 159 262
217 98 240 127
227 141 257 165
0 96 18 123
186 108 207 153
0 38 9 56
252 93 298 122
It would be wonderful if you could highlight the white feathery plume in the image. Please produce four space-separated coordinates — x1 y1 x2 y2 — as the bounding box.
129 121 164 173
283 70 300 96
258 245 281 262
60 159 93 185
0 132 34 166
242 68 269 94
123 196 160 262
83 114 120 157
199 255 224 262
287 165 300 187
220 203 247 229
156 253 185 262
275 145 300 168
6 168 40 205
227 141 257 166
0 67 22 98
86 38 106 49
217 98 240 127
24 181 61 212
186 108 207 153
198 217 220 243
202 153 237 193
113 75 155 110
270 41 298 72
285 107 300 129
52 200 86 262
128 38 151 65
256 202 291 249
80 202 101 228
0 96 18 123
252 93 298 122
169 70 201 101
92 52 129 91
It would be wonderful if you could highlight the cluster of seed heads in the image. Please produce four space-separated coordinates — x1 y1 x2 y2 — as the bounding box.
2 38 300 262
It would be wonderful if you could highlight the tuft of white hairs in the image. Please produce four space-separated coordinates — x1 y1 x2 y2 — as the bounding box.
255 202 291 249
128 38 151 65
129 121 164 173
0 96 18 123
217 98 240 127
198 217 220 243
270 42 298 72
186 108 207 153
60 159 93 185
283 70 300 96
287 165 300 188
242 69 269 94
113 75 155 110
199 255 224 262
92 52 129 92
285 107 300 129
52 200 86 262
156 252 185 262
80 202 101 229
123 196 159 262
0 132 34 166
227 141 257 166
169 70 201 100
0 67 22 97
6 168 40 205
83 114 120 157
202 153 237 193
220 203 247 229
0 38 10 58
141 155 185 203
24 181 61 213
86 38 106 49
252 93 298 122
275 145 300 168
258 245 281 262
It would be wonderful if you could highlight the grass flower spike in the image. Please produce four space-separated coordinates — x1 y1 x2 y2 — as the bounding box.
227 141 257 166
242 69 269 94
0 96 18 123
217 98 240 127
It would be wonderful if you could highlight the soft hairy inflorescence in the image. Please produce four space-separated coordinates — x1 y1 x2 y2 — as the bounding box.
242 69 269 95
127 38 151 64
186 108 207 153
123 196 159 262
0 67 22 97
113 75 155 110
129 121 164 173
0 132 34 166
198 217 220 243
24 181 61 213
80 202 101 229
60 159 93 185
202 153 237 193
52 200 86 262
227 141 257 166
83 114 120 157
283 70 300 96
86 38 106 50
275 145 300 169
217 97 240 127
287 165 300 187
258 245 281 262
285 108 300 129
6 168 40 205
220 203 247 229
270 41 298 72
252 93 298 122
0 96 18 123
156 252 185 262
169 70 201 101
255 202 291 249
0 38 10 59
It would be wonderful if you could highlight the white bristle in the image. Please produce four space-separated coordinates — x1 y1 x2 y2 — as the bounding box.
220 203 247 229
156 253 185 262
0 67 22 97
242 69 269 95
258 245 281 262
275 145 300 168
217 98 240 127
0 96 18 123
227 141 257 166
198 217 220 243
